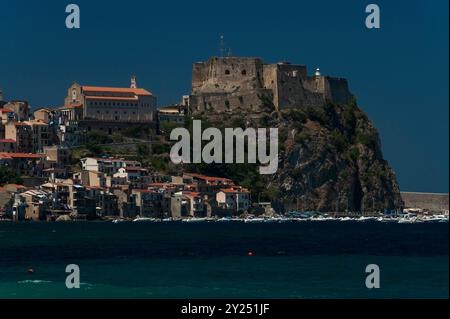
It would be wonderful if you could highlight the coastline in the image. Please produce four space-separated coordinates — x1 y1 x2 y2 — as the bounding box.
1 214 448 224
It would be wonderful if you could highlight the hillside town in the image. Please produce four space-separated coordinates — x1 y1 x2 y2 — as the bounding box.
1 56 448 222
0 73 264 221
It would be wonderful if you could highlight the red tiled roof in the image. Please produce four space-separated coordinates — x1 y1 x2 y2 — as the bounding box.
0 108 14 113
220 187 250 194
183 191 201 197
0 139 16 143
82 86 152 96
86 96 139 101
185 173 233 183
6 184 27 189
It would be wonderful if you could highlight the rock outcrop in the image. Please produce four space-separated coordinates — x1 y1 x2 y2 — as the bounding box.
195 99 403 213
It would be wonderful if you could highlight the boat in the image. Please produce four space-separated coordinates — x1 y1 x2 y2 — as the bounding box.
132 217 157 222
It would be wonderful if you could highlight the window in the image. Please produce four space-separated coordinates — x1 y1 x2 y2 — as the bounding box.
225 70 230 75
241 70 247 75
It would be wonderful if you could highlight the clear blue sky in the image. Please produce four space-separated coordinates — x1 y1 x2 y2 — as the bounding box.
0 0 448 193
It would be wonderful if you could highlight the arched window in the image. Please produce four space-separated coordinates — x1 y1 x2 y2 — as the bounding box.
225 70 230 75
241 70 247 75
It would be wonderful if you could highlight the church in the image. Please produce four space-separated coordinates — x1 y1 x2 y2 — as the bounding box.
60 76 156 123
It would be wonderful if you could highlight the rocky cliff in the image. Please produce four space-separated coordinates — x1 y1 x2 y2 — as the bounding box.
190 99 403 213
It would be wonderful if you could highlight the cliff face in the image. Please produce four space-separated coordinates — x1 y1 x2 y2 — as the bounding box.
272 102 403 212
198 100 403 213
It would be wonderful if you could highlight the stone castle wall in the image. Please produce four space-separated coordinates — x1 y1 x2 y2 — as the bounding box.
401 192 449 212
189 57 353 114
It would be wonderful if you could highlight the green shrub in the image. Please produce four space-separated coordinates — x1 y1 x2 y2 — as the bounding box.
330 131 348 152
0 166 23 186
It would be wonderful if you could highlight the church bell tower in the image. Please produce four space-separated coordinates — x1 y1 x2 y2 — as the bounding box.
131 75 137 89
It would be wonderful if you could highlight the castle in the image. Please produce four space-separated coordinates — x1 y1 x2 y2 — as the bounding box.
188 57 353 113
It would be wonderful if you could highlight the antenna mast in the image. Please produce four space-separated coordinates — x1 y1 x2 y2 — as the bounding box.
220 35 225 57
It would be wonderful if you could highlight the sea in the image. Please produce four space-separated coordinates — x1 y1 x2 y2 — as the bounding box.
0 221 448 299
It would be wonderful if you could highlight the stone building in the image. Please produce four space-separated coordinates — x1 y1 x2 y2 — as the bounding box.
188 56 353 113
216 186 251 213
1 101 30 121
0 139 17 152
43 145 71 168
4 120 50 153
62 76 156 123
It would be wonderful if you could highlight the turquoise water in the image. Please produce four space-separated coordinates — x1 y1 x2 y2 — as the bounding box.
0 221 448 298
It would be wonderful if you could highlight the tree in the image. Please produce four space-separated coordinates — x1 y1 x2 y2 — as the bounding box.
0 166 23 186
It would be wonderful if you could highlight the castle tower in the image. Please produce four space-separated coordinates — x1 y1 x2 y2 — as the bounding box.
131 75 137 89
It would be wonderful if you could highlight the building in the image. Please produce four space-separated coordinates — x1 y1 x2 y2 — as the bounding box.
157 104 186 130
62 76 156 123
132 189 164 218
113 189 139 218
0 139 17 152
1 101 30 121
74 170 107 188
11 194 27 221
4 121 51 153
34 108 57 124
81 157 142 175
189 56 353 113
182 191 205 217
0 107 15 124
216 186 251 213
58 121 87 147
40 180 96 219
0 152 46 175
4 122 33 152
20 189 51 221
113 167 149 183
94 190 118 217
183 173 234 196
43 145 71 168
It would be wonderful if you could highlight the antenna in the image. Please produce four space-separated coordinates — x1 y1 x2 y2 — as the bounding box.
220 35 225 57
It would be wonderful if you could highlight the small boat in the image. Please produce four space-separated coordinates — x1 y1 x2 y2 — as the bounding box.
132 217 156 222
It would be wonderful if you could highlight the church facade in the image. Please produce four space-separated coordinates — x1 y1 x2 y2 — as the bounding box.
61 76 156 123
